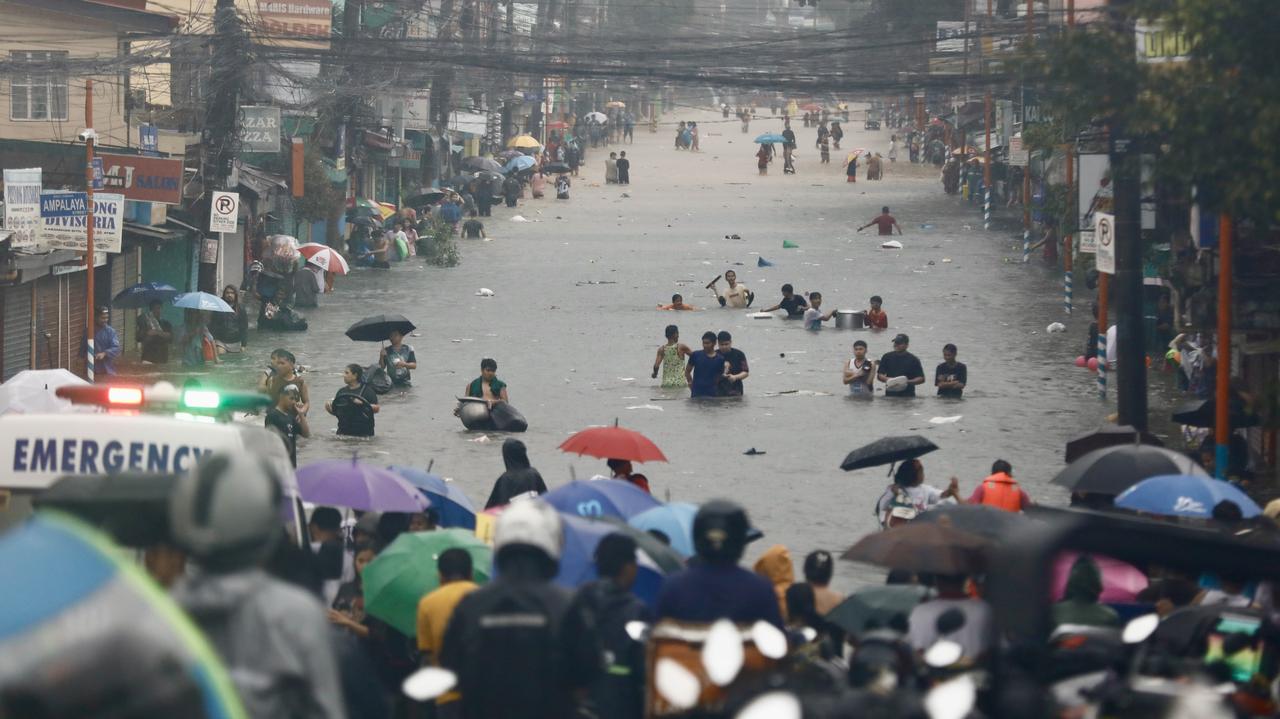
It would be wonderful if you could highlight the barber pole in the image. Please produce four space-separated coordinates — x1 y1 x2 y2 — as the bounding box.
1096 334 1107 399
983 189 991 231
1064 270 1073 315
1022 226 1030 263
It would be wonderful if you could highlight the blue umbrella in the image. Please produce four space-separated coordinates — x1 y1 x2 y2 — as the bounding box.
754 133 786 144
554 513 669 606
172 292 233 313
542 479 662 520
0 513 246 718
1114 474 1262 519
502 155 536 174
112 281 179 309
387 465 477 529
629 502 698 557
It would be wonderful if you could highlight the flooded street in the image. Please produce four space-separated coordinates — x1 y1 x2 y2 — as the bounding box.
207 109 1171 586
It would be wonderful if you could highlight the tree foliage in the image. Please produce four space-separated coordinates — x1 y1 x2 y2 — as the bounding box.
1018 0 1280 222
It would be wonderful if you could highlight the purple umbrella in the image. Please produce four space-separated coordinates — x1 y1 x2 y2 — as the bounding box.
297 458 429 512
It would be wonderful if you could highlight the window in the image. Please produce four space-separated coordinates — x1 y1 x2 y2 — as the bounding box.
10 51 68 121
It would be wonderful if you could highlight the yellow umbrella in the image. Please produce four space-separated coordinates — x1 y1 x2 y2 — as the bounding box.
606 101 626 109
507 134 542 149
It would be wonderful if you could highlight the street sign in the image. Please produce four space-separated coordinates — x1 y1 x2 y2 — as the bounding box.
139 123 158 154
1078 230 1097 254
1095 212 1115 274
3 168 42 250
209 191 239 233
240 106 281 153
38 191 124 253
1008 137 1029 166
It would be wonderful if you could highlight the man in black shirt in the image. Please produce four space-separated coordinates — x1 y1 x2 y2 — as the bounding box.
265 383 310 466
716 330 750 397
616 150 631 185
761 283 809 318
877 333 925 397
935 343 968 398
461 211 486 239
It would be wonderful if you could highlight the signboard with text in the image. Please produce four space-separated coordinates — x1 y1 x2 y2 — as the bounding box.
209 191 240 233
1094 212 1115 275
97 153 184 205
936 21 969 53
1008 137 1029 166
240 106 281 153
38 191 125 253
257 0 332 48
3 168 42 250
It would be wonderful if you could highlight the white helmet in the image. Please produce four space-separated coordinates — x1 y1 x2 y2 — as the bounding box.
168 451 284 572
494 498 563 563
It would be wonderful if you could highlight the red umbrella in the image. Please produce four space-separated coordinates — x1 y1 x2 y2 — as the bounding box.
558 424 668 463
547 121 569 130
801 103 822 112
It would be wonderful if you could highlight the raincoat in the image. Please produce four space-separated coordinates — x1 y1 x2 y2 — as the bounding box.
485 438 548 509
753 545 795 623
172 568 346 719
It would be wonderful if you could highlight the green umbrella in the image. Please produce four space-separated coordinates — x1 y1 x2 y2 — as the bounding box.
825 585 928 636
363 530 492 637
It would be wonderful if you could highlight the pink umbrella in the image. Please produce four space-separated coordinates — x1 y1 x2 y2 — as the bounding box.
1050 551 1149 603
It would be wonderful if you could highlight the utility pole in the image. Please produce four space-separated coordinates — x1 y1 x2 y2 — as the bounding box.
83 80 96 382
202 0 247 293
1108 0 1146 431
1215 215 1233 478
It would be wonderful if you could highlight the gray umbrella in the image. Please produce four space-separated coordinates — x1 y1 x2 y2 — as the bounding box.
1050 444 1208 496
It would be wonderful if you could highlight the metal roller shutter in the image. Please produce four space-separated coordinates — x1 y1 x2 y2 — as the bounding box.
3 285 33 380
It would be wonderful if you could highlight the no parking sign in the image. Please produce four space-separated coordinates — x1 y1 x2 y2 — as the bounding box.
1095 212 1115 275
209 191 239 233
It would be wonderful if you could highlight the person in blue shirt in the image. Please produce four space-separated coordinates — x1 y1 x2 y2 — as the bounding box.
656 500 784 629
684 331 727 398
91 306 121 378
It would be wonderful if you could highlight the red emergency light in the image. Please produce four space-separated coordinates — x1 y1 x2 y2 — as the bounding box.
56 384 146 407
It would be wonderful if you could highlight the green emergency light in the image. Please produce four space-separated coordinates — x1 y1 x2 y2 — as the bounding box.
179 388 273 413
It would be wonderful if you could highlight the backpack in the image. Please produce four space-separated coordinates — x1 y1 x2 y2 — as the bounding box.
364 365 393 395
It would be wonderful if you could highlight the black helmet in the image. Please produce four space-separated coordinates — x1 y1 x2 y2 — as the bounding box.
169 451 284 573
692 499 749 564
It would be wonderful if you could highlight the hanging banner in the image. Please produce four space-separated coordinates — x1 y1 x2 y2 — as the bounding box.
3 168 42 250
38 191 125 253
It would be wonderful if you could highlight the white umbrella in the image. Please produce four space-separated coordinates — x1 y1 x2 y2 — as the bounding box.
306 247 350 275
0 369 91 415
585 111 608 123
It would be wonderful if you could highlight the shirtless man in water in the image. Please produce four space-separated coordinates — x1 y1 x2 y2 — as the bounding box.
657 293 697 311
708 269 754 308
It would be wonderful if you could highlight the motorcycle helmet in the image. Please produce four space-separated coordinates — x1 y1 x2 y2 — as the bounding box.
495 498 563 563
692 499 750 564
168 452 283 573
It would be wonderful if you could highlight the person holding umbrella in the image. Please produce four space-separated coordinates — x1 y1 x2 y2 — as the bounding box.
136 300 173 364
180 309 218 367
380 329 418 388
875 459 959 528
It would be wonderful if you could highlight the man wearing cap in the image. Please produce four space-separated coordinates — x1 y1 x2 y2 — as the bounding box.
90 306 122 378
877 334 925 397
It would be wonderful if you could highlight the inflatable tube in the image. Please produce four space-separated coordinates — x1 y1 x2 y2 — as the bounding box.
394 236 409 260
456 398 528 432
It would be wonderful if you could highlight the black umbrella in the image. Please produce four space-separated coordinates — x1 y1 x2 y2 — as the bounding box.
1171 398 1259 429
1050 444 1209 496
1065 425 1163 463
825 585 928 636
911 504 1033 541
475 170 505 185
346 314 417 342
350 215 378 228
543 162 571 174
461 156 503 173
840 435 938 472
841 522 988 575
36 472 174 547
405 189 446 206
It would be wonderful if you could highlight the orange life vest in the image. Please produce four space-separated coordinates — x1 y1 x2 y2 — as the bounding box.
977 472 1023 512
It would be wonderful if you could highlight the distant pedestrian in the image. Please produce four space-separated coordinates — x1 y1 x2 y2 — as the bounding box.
830 121 843 149
845 154 858 183
656 294 697 311
690 122 700 151
462 212 486 239
606 152 619 183
325 363 379 437
803 291 836 330
843 339 875 397
935 343 967 398
760 283 808 318
756 144 771 175
877 333 925 397
819 136 831 164
502 176 521 208
265 383 310 466
137 299 173 364
616 151 630 184
865 295 888 329
716 330 749 397
685 331 727 398
967 459 1033 512
888 135 899 163
485 438 547 508
623 112 635 143
89 305 122 377
675 121 687 149
858 206 902 236
555 173 571 200
380 329 417 387
652 324 693 388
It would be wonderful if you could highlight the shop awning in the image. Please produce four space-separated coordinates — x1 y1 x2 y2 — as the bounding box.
123 221 197 243
238 164 290 198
